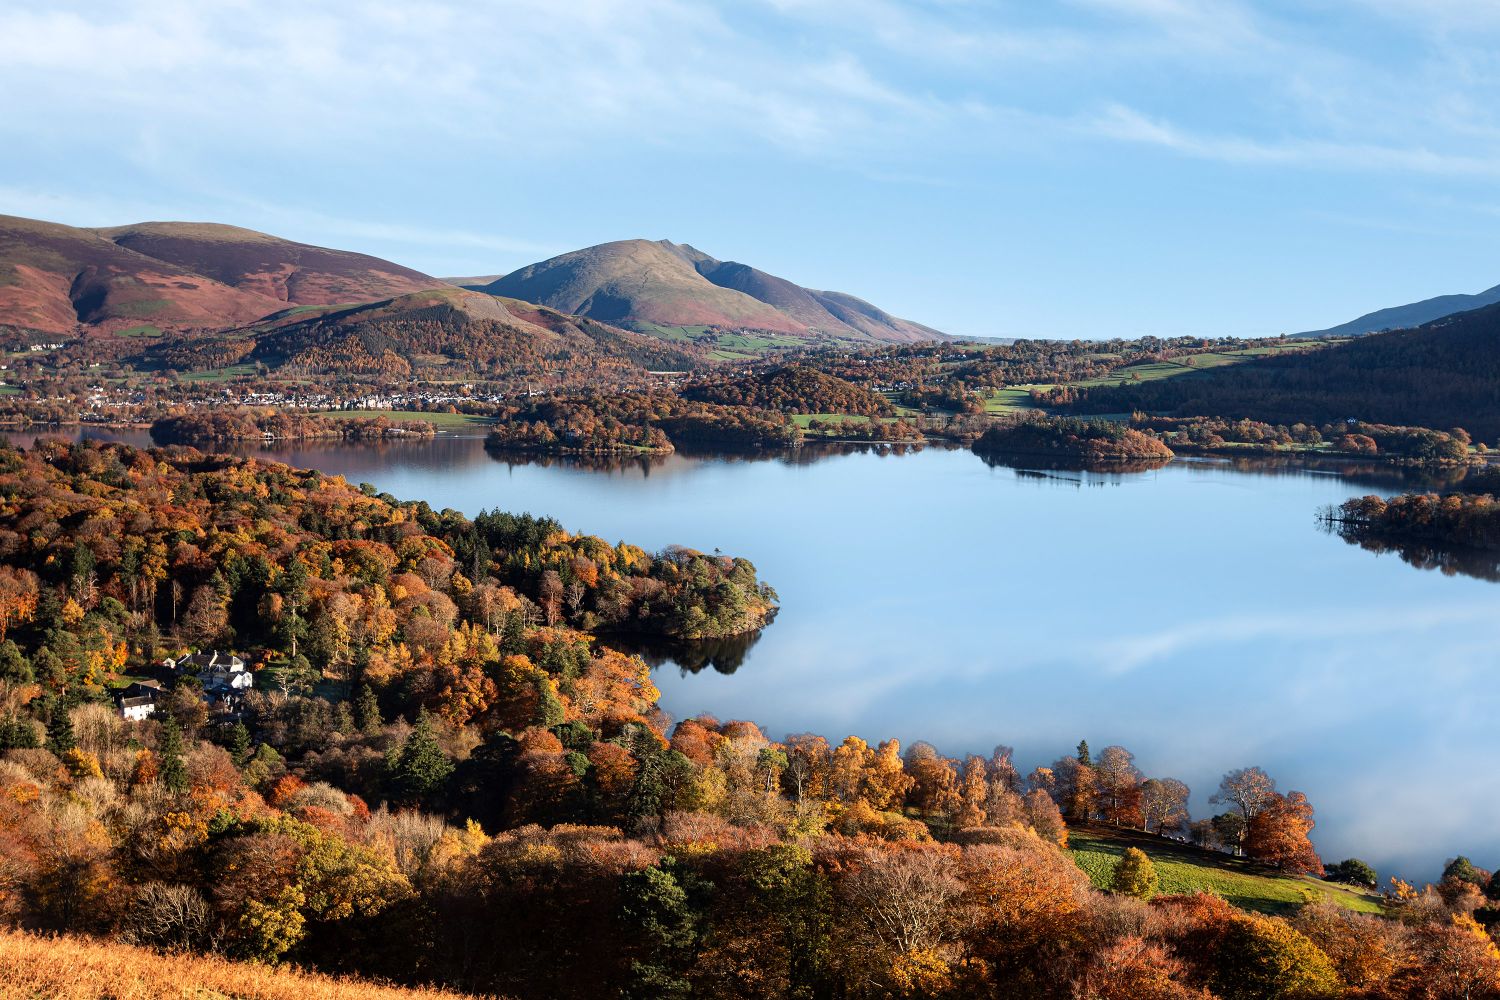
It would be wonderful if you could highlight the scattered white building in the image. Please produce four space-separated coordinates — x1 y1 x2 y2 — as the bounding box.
115 680 162 721
165 650 253 693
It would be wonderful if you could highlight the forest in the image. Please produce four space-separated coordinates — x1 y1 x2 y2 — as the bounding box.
682 364 895 417
1059 304 1500 442
973 417 1175 463
1132 418 1474 463
0 439 1493 996
483 391 804 454
1330 491 1500 553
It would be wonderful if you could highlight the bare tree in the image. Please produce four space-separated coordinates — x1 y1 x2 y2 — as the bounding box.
842 846 963 957
120 882 216 953
1210 767 1277 824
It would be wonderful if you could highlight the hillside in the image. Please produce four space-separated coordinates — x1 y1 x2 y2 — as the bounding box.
0 929 485 1000
1303 281 1500 337
1066 305 1500 441
147 286 704 378
97 220 444 305
1068 826 1384 916
0 214 275 334
0 214 446 337
483 239 945 342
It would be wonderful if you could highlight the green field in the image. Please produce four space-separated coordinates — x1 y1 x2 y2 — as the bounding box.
1068 826 1384 916
633 323 813 360
115 324 162 338
316 410 495 430
178 364 257 382
983 385 1047 414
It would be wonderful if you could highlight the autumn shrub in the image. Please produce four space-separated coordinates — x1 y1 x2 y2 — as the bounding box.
1210 914 1341 1000
1112 847 1160 899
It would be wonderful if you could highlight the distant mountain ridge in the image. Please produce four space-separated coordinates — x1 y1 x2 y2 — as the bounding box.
0 214 444 334
1302 281 1500 337
483 239 946 342
0 214 945 349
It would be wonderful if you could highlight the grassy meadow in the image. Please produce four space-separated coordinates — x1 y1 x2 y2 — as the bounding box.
1068 825 1384 916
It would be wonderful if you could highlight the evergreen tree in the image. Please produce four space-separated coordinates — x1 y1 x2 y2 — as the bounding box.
1076 739 1092 767
158 710 189 793
1110 847 1159 899
0 641 32 684
1442 856 1487 888
354 684 383 735
625 748 695 828
333 701 356 736
227 720 252 766
46 705 76 756
619 863 700 1000
1325 858 1377 888
0 715 39 750
534 676 565 729
387 710 454 804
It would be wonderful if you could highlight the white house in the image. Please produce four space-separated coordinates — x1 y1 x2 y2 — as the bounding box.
165 651 253 694
201 661 253 692
115 680 162 721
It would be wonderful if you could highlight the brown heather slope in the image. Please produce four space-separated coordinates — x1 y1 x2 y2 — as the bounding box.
153 286 707 377
484 238 947 342
0 214 276 334
98 220 444 306
0 929 491 1000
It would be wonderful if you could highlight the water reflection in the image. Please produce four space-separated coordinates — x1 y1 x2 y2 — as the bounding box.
977 452 1172 477
483 439 932 475
605 625 770 676
1327 531 1500 583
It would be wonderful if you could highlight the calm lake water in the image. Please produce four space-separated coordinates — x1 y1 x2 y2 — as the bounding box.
23 428 1500 881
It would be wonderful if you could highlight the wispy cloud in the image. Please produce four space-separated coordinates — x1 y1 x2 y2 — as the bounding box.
1086 104 1500 177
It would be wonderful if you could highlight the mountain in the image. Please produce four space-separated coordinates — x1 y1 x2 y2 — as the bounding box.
482 239 946 342
1070 302 1500 440
0 214 276 333
146 286 704 378
1302 282 1500 337
0 214 444 335
96 221 443 306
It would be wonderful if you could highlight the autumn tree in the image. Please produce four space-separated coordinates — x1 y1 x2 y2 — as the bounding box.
1095 745 1144 827
1140 777 1191 836
1111 847 1159 899
1246 791 1322 875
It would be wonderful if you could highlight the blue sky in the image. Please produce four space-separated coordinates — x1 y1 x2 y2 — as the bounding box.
2 0 1499 339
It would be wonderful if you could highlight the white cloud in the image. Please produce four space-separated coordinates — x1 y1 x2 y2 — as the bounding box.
1087 103 1500 177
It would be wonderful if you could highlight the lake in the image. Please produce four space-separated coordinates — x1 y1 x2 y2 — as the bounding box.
23 427 1500 881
